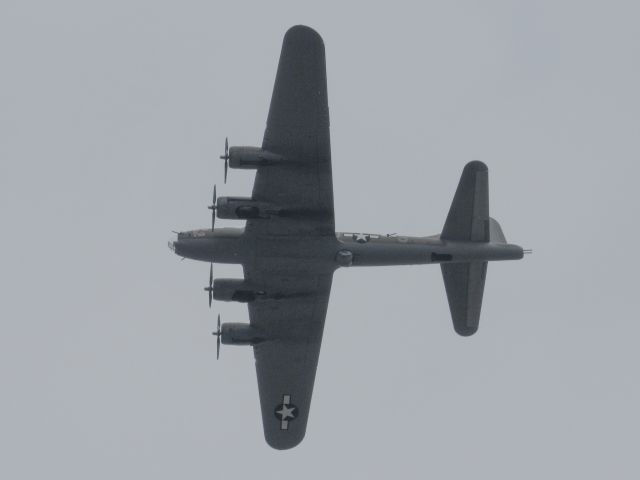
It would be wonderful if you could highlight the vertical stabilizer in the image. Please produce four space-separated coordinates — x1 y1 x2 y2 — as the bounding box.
488 217 507 243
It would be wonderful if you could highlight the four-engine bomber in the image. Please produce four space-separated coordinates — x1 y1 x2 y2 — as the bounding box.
170 25 527 450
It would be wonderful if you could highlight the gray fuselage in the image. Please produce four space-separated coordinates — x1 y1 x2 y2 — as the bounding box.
171 228 523 269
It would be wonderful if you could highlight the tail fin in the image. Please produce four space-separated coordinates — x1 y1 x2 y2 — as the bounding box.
441 262 487 336
440 161 498 336
441 160 489 242
488 217 507 243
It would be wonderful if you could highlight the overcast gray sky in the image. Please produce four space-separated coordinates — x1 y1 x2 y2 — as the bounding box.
2 1 639 478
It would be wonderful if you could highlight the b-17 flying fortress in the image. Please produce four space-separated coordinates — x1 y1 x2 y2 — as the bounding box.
170 25 526 449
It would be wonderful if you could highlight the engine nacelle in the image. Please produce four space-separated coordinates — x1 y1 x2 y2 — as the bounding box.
228 147 284 169
216 197 271 220
213 278 266 303
220 323 265 346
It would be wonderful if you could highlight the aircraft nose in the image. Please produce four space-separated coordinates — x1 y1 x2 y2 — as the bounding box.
171 239 185 257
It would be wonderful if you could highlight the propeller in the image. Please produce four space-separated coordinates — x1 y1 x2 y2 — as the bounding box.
219 137 229 184
207 184 217 230
204 263 214 308
212 314 221 360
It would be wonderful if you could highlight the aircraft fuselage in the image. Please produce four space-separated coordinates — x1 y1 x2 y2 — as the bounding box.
170 228 523 268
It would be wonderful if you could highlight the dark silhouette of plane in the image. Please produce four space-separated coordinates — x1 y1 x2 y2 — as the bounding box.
170 25 527 449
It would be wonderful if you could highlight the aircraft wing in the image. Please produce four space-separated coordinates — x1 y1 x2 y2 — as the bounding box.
248 25 334 237
244 265 334 450
242 25 336 450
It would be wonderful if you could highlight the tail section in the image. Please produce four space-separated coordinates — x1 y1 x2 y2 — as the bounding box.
440 161 510 336
441 262 487 336
488 217 507 243
441 160 489 242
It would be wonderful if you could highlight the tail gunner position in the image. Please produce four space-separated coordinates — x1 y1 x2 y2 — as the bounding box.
169 25 527 450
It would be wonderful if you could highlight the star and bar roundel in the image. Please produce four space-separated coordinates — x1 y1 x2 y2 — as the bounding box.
274 394 299 430
342 232 380 244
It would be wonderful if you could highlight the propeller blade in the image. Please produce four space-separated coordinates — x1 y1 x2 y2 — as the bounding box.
208 185 217 230
206 263 213 308
219 137 230 184
219 137 228 160
216 314 221 360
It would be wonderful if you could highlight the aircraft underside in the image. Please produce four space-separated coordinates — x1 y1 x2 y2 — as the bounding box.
170 25 527 449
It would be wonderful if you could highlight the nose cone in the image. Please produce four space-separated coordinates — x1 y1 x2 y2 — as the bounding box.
168 230 218 262
169 235 184 257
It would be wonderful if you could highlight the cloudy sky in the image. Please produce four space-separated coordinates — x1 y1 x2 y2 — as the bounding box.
1 1 639 478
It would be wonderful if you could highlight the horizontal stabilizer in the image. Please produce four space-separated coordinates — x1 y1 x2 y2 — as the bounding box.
441 161 489 242
441 261 487 336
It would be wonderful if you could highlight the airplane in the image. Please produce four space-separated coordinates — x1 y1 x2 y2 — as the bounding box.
169 25 528 449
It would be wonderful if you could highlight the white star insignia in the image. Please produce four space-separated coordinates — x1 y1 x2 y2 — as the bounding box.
354 233 369 243
275 394 298 430
276 404 296 421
